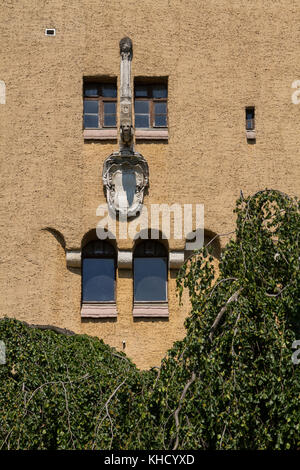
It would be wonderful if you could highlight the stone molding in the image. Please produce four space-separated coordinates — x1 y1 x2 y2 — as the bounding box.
66 249 184 271
169 251 184 269
118 250 132 269
84 129 117 140
66 250 81 268
135 129 168 140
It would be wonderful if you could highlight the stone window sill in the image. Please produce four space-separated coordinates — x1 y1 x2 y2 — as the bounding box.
246 130 256 140
135 129 168 140
84 129 117 140
81 303 117 318
133 302 169 318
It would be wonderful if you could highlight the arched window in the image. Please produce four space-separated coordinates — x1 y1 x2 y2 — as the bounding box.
81 240 117 318
133 240 168 317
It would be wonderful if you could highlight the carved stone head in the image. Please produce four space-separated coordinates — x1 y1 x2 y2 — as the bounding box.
119 37 132 58
121 123 133 145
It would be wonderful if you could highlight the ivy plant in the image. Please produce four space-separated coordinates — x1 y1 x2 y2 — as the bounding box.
0 189 299 449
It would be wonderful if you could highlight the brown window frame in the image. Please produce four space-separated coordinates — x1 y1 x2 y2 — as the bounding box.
134 82 168 129
83 82 117 129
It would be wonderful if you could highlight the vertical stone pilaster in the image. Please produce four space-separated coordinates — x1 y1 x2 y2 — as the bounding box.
119 37 133 151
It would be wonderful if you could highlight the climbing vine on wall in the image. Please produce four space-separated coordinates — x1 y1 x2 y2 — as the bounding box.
0 189 299 449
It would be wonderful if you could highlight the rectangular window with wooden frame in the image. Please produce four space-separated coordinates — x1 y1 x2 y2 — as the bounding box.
83 80 117 140
134 80 168 140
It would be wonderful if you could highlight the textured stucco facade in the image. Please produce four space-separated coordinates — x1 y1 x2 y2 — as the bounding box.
0 0 299 369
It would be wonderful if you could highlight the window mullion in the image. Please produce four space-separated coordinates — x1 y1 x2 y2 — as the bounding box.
150 99 154 128
99 98 102 128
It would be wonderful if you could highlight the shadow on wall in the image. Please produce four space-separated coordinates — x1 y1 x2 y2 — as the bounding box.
37 227 68 326
42 227 66 250
42 227 81 275
133 228 169 251
184 228 222 261
81 228 117 250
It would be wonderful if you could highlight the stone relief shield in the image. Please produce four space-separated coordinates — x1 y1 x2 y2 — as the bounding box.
103 153 149 217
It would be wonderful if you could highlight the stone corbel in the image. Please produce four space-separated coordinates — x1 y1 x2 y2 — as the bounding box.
117 250 132 269
169 251 185 269
66 250 81 268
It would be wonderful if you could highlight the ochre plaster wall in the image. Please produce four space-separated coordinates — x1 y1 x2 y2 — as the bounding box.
0 1 299 368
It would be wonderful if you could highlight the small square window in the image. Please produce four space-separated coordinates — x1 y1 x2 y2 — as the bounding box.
83 80 117 130
45 28 56 36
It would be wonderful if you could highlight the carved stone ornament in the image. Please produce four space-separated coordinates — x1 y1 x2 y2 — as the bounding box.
103 151 149 217
119 37 133 60
102 37 149 217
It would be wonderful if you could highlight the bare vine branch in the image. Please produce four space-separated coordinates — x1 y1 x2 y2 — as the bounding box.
92 378 127 450
173 372 196 450
209 288 243 342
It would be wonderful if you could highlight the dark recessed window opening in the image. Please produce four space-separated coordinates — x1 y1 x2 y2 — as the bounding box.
45 28 56 36
246 107 255 130
134 82 168 129
82 240 116 303
83 81 117 129
134 241 167 302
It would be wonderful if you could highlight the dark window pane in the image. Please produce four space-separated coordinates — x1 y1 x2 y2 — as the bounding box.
84 114 98 128
135 100 149 114
135 85 148 97
246 119 254 130
82 258 115 301
104 102 116 114
104 114 116 127
135 241 167 257
246 110 254 120
135 114 150 128
154 115 167 127
84 100 98 113
153 85 167 98
154 102 167 114
83 240 115 257
84 85 98 96
134 258 167 301
102 84 117 98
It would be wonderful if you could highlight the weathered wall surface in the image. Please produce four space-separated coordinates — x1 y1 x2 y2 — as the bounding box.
0 1 299 369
